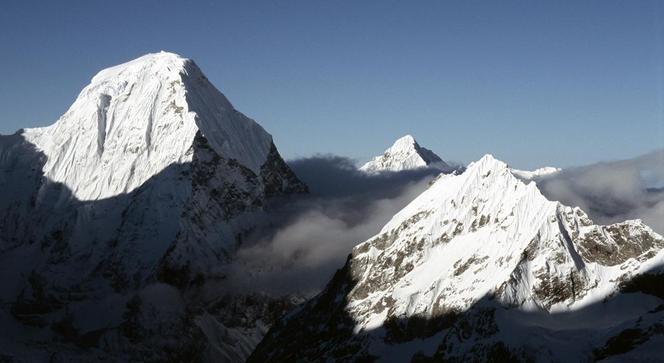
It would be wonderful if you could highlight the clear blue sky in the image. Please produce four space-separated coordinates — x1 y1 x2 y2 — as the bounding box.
1 1 662 169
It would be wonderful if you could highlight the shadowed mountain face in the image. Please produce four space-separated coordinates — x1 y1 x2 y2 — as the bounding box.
250 263 664 362
250 155 664 362
0 53 306 362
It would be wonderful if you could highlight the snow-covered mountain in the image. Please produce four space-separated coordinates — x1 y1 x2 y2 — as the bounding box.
250 154 664 362
360 135 449 173
21 52 278 201
0 52 306 361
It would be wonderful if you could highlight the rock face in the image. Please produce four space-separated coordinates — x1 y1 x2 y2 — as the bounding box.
250 155 664 362
0 52 306 362
360 135 449 173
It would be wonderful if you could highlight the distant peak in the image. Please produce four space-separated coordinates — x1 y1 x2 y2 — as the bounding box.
389 134 423 152
360 134 447 173
393 134 416 145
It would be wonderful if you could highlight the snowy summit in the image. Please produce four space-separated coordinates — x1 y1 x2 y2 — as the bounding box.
21 51 275 200
360 134 448 173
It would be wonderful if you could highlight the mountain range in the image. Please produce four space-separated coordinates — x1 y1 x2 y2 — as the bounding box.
0 52 662 362
251 155 664 362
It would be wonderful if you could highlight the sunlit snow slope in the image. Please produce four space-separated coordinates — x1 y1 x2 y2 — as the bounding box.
251 154 664 362
23 52 273 200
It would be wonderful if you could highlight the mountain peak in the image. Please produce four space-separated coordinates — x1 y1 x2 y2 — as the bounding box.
90 51 190 86
372 152 664 315
469 153 504 168
0 52 308 362
390 134 417 149
20 52 275 200
360 134 448 173
252 153 664 361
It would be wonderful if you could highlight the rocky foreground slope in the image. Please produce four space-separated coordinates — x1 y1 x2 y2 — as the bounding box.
250 155 664 362
0 52 306 362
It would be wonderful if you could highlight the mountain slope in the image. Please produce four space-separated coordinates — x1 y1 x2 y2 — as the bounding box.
250 155 664 362
360 135 448 173
0 52 306 362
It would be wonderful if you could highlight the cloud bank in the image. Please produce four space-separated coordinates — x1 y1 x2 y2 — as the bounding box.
227 150 663 297
227 155 458 295
537 149 664 234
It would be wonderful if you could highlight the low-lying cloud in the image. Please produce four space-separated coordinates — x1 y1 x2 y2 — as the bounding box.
537 149 664 234
228 150 664 297
227 155 458 295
